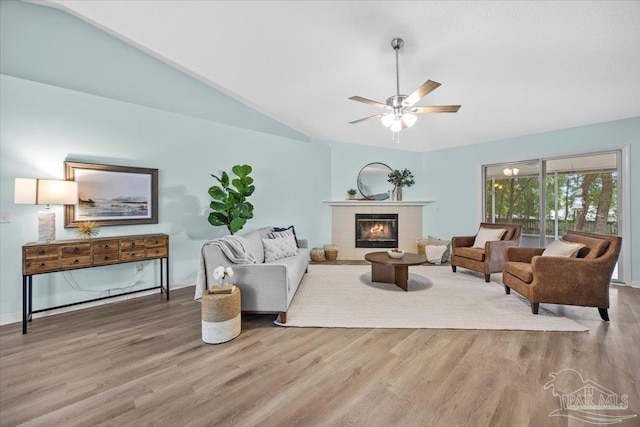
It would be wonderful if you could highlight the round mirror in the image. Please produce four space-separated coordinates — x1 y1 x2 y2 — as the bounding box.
357 162 393 200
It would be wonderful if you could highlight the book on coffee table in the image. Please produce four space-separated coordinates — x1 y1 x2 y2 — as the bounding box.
208 285 235 294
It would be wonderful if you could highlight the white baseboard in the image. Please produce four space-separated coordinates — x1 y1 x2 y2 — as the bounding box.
0 281 194 327
632 280 640 289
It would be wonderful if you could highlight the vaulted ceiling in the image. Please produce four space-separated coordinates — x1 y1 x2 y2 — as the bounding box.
35 1 640 152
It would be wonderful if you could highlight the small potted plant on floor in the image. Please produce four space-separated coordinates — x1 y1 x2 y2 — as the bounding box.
347 188 357 200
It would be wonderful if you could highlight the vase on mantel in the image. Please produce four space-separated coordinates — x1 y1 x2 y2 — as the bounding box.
395 187 403 201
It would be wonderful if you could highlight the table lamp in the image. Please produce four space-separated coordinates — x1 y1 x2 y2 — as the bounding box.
14 178 79 242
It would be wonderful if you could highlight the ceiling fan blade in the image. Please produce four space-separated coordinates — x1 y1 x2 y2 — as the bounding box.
349 114 383 124
403 80 441 107
349 96 389 109
411 105 461 114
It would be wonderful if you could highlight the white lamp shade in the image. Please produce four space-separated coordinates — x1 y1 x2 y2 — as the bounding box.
402 113 417 128
390 117 403 132
14 178 38 204
381 113 394 127
14 178 78 205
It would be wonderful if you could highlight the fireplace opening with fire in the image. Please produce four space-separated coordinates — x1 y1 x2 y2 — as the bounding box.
355 214 398 248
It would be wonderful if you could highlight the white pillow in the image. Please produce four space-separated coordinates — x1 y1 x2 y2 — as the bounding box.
262 235 298 262
426 245 447 264
542 239 585 258
472 227 507 248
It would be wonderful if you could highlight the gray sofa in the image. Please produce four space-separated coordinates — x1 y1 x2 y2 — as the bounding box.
198 227 309 323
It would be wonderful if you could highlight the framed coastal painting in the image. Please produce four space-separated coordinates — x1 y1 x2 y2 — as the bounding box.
64 162 158 227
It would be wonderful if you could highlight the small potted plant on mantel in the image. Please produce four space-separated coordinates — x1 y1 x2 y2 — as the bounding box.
347 188 357 200
387 168 415 201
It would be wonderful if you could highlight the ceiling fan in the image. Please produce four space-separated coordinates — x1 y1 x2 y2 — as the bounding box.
349 38 461 134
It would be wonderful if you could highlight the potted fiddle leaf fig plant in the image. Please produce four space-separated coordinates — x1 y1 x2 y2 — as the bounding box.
387 168 415 201
208 164 255 235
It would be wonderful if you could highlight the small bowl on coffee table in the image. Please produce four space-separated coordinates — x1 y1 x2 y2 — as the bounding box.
387 249 404 259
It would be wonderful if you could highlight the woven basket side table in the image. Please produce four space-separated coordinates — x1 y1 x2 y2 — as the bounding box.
201 287 241 344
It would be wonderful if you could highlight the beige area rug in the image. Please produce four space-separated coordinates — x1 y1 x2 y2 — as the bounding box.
275 265 588 331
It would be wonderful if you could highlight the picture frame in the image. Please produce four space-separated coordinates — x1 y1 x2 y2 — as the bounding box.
64 162 158 228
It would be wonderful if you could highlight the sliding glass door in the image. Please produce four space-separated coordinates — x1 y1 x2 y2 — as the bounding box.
483 150 623 281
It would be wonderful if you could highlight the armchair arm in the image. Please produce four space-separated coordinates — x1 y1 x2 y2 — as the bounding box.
530 256 613 306
452 235 475 249
485 239 519 272
505 247 544 263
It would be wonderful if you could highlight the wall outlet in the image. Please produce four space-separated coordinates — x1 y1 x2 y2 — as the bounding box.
0 212 10 223
135 263 143 274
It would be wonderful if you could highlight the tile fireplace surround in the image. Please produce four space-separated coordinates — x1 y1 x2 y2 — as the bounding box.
324 201 433 260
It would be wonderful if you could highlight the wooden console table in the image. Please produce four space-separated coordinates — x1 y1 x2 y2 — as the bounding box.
22 233 169 334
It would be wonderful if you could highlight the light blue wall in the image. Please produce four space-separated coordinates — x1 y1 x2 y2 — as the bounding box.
0 0 330 320
318 139 425 201
421 117 640 282
0 0 308 142
0 74 331 318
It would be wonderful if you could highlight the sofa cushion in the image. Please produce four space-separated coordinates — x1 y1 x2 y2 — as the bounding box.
504 262 533 284
542 239 584 258
563 234 610 259
274 225 299 247
427 235 450 261
263 236 298 262
455 247 485 262
242 230 266 264
426 245 447 264
472 227 507 248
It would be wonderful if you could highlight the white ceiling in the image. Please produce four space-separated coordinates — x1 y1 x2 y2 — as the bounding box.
35 1 640 152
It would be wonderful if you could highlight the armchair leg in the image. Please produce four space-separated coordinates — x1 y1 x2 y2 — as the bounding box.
531 303 539 314
504 285 510 295
598 308 610 322
452 266 456 273
484 274 490 282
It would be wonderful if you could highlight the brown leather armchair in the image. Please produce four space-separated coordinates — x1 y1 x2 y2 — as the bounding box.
502 231 622 321
451 223 521 282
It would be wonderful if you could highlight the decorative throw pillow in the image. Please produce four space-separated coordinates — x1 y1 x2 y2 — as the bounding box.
426 245 448 264
427 235 450 262
268 228 294 240
542 239 585 258
262 235 298 262
274 225 299 247
472 227 507 249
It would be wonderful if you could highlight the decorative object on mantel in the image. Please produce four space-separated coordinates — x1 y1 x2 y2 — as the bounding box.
212 266 234 288
75 220 99 239
311 247 325 262
208 164 255 235
387 168 415 201
15 178 78 242
347 188 357 200
324 244 338 261
357 162 393 200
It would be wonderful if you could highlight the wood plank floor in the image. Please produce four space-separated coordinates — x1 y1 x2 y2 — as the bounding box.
1 280 639 426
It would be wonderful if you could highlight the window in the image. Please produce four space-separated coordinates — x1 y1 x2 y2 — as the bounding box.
483 150 624 282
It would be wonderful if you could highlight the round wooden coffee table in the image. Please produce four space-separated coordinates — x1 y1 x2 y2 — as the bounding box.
365 251 427 291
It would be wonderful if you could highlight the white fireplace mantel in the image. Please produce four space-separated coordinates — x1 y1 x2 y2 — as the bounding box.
326 201 430 260
323 200 434 206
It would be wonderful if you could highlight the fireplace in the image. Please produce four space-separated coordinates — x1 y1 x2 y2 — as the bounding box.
355 214 399 248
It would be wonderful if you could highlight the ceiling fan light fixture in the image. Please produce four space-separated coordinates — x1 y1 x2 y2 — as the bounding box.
390 117 403 132
402 113 417 128
381 113 394 127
